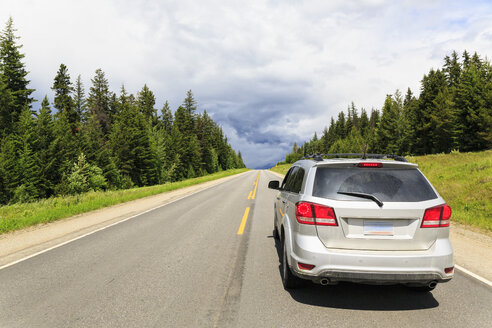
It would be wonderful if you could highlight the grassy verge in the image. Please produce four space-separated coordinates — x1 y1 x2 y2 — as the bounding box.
269 164 291 176
408 150 492 232
269 150 492 232
0 168 249 234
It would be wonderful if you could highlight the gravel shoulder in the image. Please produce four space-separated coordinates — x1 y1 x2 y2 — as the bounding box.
0 171 249 268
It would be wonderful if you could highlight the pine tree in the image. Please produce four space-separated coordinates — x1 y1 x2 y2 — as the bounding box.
456 62 489 151
52 63 77 128
444 50 461 88
0 17 34 121
183 89 197 115
52 111 80 194
161 101 173 133
12 108 41 202
429 87 458 152
87 68 111 135
73 75 86 123
0 71 14 138
36 96 56 198
335 111 346 139
110 101 158 186
359 108 369 137
137 84 157 124
374 95 400 154
0 136 19 202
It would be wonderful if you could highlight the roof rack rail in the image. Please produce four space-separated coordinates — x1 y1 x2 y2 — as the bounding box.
301 153 408 162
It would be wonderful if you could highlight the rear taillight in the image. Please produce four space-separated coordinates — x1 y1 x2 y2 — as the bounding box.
421 204 452 228
295 202 337 226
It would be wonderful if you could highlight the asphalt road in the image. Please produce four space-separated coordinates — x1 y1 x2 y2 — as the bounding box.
0 170 491 327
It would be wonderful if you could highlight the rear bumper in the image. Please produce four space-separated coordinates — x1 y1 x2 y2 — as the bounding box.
289 234 454 285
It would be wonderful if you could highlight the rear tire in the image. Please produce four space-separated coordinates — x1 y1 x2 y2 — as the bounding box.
282 238 300 289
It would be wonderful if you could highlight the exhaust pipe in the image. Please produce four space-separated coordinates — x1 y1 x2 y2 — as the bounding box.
320 278 330 285
428 281 437 289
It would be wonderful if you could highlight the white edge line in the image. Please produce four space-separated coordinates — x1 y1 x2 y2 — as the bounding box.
455 264 492 287
0 172 250 271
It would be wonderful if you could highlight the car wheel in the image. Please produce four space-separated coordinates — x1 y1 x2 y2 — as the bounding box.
282 238 300 289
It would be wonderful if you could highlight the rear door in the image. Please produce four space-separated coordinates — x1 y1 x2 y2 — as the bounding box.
311 163 443 251
277 167 298 222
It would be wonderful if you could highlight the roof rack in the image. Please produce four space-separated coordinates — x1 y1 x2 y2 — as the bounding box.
301 153 408 162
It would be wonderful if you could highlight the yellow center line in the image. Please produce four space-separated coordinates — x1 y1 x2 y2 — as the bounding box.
279 208 284 217
247 191 252 199
237 207 250 235
251 171 260 200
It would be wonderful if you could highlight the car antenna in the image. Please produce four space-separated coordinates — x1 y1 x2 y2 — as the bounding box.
361 143 368 160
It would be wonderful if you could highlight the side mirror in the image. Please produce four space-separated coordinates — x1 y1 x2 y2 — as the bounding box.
268 180 280 190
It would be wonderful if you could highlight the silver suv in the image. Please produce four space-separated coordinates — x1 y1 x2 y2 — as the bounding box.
268 154 454 292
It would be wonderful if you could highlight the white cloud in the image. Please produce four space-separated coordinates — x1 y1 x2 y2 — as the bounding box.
1 0 491 168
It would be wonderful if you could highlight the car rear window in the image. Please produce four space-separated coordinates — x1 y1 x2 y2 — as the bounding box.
313 167 437 202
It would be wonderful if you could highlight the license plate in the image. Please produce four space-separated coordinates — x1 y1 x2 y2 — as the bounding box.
364 221 394 235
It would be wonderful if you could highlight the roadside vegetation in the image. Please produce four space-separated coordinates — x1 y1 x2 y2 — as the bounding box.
0 18 246 206
269 150 492 232
0 168 248 234
408 150 492 232
281 50 491 164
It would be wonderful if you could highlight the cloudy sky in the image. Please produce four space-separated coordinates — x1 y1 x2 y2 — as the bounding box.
2 0 492 168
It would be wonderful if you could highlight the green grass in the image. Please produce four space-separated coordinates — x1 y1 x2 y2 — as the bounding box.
0 168 249 234
270 164 291 176
408 150 492 232
269 150 492 232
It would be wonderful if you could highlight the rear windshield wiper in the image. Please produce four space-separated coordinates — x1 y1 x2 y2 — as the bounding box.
337 191 384 207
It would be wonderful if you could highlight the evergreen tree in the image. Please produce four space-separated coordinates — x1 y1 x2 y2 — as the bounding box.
429 87 458 152
359 108 369 137
36 96 56 198
0 136 19 202
374 95 400 154
183 89 197 115
444 50 461 88
12 108 41 202
52 111 80 194
456 62 489 150
137 84 157 124
73 75 86 123
161 101 173 133
52 63 77 128
0 71 14 138
110 101 158 186
335 111 346 139
87 68 111 135
0 17 34 120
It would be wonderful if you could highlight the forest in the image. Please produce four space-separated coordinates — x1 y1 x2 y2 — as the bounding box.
0 18 245 205
283 50 492 163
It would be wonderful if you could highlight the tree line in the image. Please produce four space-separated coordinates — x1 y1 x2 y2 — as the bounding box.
284 50 492 163
0 18 245 204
